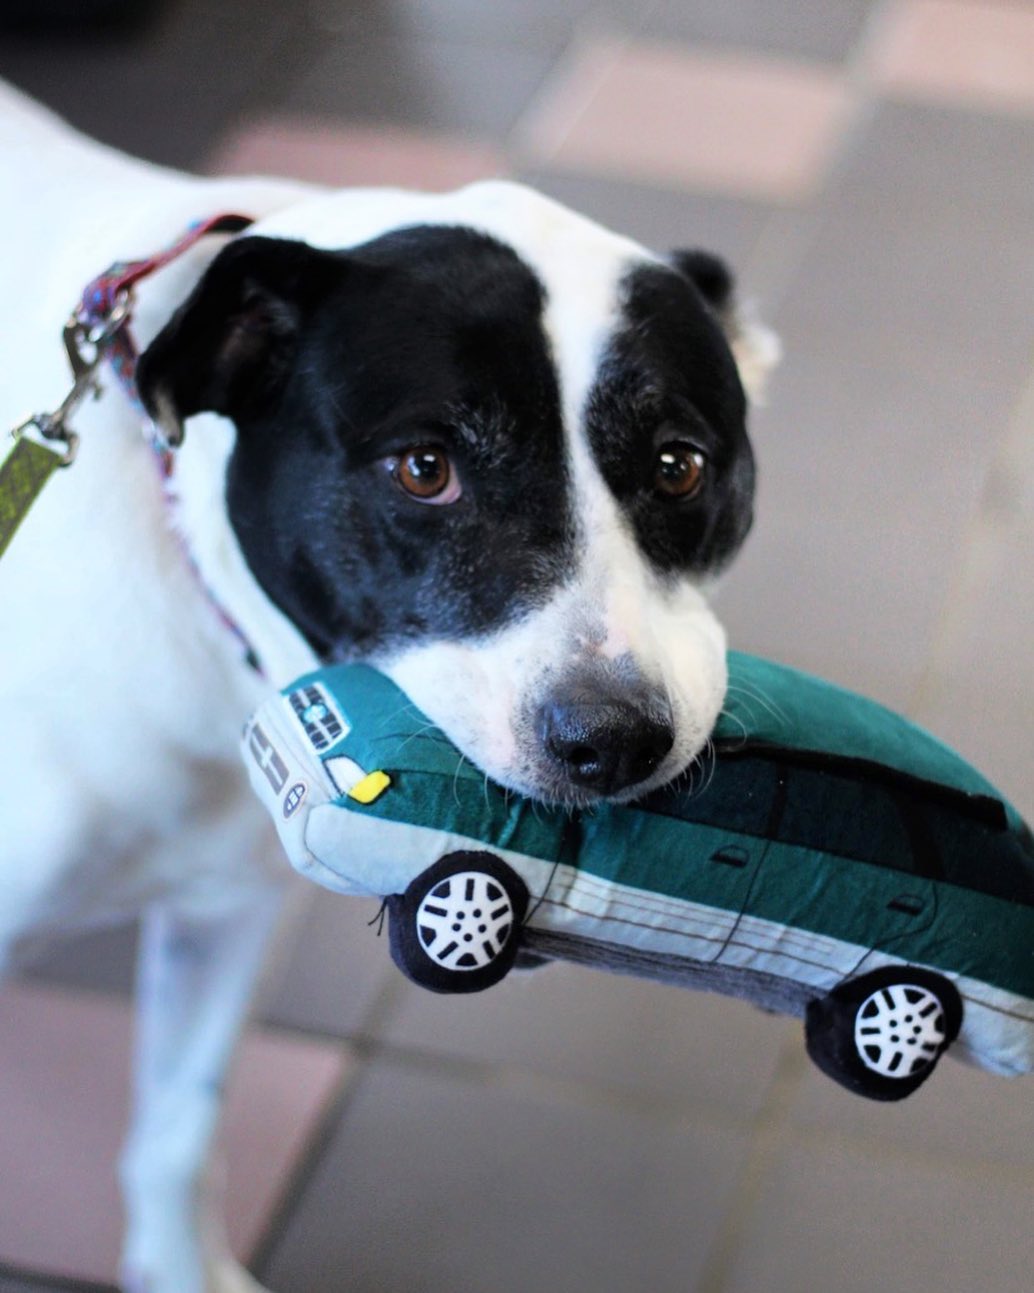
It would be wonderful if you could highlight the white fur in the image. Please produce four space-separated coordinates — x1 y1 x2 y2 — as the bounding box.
0 81 753 1291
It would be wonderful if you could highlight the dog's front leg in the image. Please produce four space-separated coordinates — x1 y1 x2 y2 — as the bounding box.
118 887 286 1293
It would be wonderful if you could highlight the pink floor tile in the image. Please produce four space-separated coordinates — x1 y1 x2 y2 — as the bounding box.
0 982 351 1284
514 37 853 202
206 116 508 189
871 0 1034 115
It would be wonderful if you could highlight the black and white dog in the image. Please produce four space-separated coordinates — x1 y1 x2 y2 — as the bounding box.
0 81 776 1292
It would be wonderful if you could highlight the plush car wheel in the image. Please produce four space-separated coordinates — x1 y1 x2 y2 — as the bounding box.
805 965 962 1101
387 851 529 993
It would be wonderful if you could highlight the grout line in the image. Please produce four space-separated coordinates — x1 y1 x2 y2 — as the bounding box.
351 1030 763 1133
352 955 412 1041
20 929 1034 1192
247 966 405 1278
0 1261 116 1293
247 1043 370 1281
506 24 635 169
737 0 901 312
257 1012 764 1136
692 1036 808 1293
909 351 1034 722
254 1007 1034 1183
258 1008 1034 1192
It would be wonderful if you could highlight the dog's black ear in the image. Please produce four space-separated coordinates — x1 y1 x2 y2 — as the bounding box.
670 249 736 314
137 236 339 438
670 248 781 404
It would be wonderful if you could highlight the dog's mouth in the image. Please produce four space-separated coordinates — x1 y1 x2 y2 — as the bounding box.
512 723 712 810
498 757 696 812
394 685 712 812
374 592 728 814
370 663 706 808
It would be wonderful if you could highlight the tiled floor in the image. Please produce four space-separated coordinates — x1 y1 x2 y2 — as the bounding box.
0 983 351 1284
1 1 1032 1290
514 37 855 201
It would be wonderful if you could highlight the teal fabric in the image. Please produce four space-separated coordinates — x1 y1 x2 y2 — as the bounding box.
312 662 482 782
283 655 1034 999
306 654 1021 828
721 652 1021 826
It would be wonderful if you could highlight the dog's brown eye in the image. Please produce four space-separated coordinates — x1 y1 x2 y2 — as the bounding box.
392 446 460 504
654 442 706 499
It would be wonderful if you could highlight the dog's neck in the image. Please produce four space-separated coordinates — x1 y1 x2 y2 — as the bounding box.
164 414 320 688
122 238 320 692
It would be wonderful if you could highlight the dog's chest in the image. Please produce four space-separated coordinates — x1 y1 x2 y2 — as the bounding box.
0 399 274 928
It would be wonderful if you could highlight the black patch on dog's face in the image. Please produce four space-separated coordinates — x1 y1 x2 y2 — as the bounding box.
585 262 755 575
142 228 573 660
140 223 757 673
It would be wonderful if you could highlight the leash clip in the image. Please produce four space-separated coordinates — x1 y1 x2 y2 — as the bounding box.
8 291 134 467
63 289 132 382
10 413 80 467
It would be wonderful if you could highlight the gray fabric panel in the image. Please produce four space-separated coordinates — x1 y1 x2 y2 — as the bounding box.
522 927 812 1017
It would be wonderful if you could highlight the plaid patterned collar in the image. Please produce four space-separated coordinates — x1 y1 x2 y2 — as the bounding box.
80 212 265 674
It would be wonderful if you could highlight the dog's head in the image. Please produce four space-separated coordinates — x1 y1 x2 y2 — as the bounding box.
138 182 776 805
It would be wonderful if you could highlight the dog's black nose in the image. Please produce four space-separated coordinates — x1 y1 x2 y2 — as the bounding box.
538 697 675 796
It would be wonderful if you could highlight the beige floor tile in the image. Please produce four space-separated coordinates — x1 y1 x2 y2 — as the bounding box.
643 0 876 62
379 958 798 1118
871 0 1034 115
774 199 1034 388
912 506 1034 818
715 353 1007 713
259 889 399 1038
789 1050 1034 1170
206 116 507 190
264 1057 755 1293
726 1136 1034 1292
524 170 772 267
824 98 1034 217
309 0 595 54
514 36 853 202
0 983 351 1284
911 373 1034 816
280 29 558 141
917 680 1034 821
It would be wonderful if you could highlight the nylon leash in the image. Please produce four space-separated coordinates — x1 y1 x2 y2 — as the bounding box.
0 436 63 560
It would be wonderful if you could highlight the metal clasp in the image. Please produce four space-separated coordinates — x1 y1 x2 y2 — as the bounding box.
62 290 132 381
8 290 133 467
10 413 80 466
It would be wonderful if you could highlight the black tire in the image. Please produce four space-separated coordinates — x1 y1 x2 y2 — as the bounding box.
387 851 529 994
805 965 962 1101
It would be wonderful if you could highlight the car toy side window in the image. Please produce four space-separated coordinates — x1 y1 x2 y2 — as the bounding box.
776 764 918 875
922 801 1034 904
640 755 785 838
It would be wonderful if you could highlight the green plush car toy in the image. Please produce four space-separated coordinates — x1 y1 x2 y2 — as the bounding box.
242 653 1034 1102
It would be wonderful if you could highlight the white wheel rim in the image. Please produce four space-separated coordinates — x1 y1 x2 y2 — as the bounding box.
855 982 947 1079
416 870 516 972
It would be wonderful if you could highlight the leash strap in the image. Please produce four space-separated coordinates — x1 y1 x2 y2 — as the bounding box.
0 435 63 560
